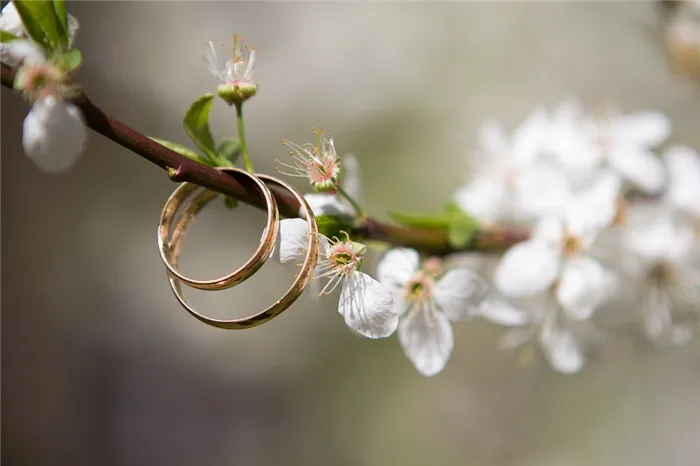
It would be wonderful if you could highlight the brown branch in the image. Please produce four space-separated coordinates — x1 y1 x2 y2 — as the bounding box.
1 63 529 254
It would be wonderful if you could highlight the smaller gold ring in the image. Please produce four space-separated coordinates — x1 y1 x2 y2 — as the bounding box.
166 174 320 330
157 167 279 291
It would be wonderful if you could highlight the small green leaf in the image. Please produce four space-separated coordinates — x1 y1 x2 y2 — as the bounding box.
149 137 213 166
223 197 239 210
0 30 20 43
183 93 218 161
13 1 67 53
216 138 241 166
447 217 480 248
389 211 451 229
58 48 81 71
446 208 481 248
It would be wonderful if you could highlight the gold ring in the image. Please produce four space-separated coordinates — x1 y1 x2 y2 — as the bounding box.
157 167 280 290
165 173 320 330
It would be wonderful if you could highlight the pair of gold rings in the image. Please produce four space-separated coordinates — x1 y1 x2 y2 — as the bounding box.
157 167 320 329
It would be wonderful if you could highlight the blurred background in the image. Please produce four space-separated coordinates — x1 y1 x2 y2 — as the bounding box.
3 2 700 465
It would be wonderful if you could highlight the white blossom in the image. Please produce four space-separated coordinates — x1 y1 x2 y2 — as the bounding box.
4 40 86 172
623 212 699 345
377 249 487 376
279 129 342 193
202 36 255 87
272 219 398 339
546 100 670 194
497 293 587 374
454 109 571 224
663 145 700 220
304 153 362 219
22 95 86 172
494 179 619 321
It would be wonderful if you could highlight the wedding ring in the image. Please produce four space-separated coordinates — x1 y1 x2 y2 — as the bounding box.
165 172 320 330
157 167 279 291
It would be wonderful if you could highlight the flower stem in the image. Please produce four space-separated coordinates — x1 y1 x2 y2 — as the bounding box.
235 102 254 172
337 185 366 219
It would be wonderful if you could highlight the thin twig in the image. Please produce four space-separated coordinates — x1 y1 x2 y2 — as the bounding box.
1 63 529 254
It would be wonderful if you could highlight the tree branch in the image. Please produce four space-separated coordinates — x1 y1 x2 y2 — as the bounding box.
1 63 529 254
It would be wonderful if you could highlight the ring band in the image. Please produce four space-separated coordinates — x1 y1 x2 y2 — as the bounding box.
164 173 320 329
157 167 280 291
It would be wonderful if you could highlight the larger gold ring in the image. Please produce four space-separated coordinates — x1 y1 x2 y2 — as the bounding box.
157 167 280 291
165 173 320 330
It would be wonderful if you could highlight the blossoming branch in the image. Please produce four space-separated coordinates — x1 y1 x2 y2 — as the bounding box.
2 1 699 377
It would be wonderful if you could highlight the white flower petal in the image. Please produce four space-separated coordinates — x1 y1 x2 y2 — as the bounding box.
609 145 666 194
540 326 584 374
433 268 488 321
514 165 571 219
23 97 85 172
1 2 25 37
626 214 695 263
271 218 312 264
398 306 454 376
480 298 527 327
565 170 622 232
611 111 671 147
202 40 222 80
376 247 419 293
532 217 565 246
557 256 614 320
494 241 560 297
4 39 45 65
664 145 700 217
338 271 398 339
67 14 79 46
341 153 363 202
303 193 354 218
511 107 549 165
453 176 508 225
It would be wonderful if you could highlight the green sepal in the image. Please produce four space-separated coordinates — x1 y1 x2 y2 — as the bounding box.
316 215 352 240
216 138 241 166
149 137 214 166
182 93 218 161
57 48 81 72
13 1 68 53
0 30 20 43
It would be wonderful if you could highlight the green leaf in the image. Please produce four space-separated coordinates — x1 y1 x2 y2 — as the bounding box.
183 93 218 161
149 137 213 166
316 215 352 239
447 215 480 248
445 206 481 248
58 48 81 71
216 138 241 166
52 1 68 38
391 202 481 248
389 210 451 229
0 30 20 43
223 197 239 210
13 1 67 53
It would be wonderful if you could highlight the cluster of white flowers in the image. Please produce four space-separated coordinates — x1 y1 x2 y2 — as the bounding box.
1 1 86 172
456 100 700 373
278 102 699 377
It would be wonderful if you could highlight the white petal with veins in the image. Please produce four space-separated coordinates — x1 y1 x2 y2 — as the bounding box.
338 271 398 339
